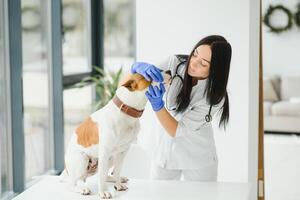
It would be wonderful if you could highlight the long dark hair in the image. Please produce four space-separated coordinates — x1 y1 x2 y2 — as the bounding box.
176 35 232 129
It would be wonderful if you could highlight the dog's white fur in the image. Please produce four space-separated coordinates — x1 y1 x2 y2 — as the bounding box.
61 75 149 199
61 72 171 199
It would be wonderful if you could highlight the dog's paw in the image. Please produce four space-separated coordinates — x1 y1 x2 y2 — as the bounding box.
106 176 129 183
114 183 128 191
100 191 112 199
80 188 91 195
120 176 129 183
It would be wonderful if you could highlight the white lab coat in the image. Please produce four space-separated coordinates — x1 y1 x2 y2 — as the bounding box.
152 55 224 170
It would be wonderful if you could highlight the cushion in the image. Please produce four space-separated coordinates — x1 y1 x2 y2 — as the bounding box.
269 75 281 98
263 77 279 102
281 76 300 100
290 97 300 103
272 101 300 117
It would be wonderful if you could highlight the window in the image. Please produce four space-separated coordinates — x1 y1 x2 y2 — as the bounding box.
0 0 13 198
62 0 90 75
62 0 94 147
104 0 135 72
62 0 136 146
21 0 53 182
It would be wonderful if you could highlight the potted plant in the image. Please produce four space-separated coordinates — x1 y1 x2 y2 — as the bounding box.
72 66 123 111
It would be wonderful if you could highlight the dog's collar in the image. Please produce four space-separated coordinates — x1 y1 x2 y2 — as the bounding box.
112 95 144 118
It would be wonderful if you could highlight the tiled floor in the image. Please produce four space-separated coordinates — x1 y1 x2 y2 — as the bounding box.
264 133 300 200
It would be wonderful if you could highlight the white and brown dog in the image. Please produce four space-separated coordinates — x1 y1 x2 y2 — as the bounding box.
60 73 163 199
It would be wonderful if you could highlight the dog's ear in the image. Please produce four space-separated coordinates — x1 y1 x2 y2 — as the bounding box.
122 79 138 91
120 73 151 91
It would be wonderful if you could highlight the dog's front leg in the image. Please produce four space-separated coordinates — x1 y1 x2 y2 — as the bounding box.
113 150 129 191
99 146 112 199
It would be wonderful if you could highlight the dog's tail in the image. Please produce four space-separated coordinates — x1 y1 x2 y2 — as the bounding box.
59 169 69 182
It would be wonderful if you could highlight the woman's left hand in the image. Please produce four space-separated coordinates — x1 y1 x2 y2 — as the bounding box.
145 83 166 112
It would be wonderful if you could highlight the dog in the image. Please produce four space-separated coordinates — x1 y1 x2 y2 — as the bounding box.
61 73 160 199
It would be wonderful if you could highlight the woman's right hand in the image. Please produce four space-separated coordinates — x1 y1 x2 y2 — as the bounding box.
131 62 163 82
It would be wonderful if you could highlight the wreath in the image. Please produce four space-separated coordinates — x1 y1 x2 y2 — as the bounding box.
295 3 300 28
263 5 293 33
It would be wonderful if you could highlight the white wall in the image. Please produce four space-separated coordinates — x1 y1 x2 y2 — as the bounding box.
133 0 259 198
262 0 300 76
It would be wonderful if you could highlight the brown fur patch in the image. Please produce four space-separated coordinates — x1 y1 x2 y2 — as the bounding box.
76 117 99 148
120 73 151 91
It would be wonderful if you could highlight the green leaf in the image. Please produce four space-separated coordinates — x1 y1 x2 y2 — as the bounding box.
71 66 123 111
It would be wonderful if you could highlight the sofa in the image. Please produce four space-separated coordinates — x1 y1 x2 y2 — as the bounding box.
263 75 300 133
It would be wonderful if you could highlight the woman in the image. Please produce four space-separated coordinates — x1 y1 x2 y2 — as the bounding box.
131 35 232 181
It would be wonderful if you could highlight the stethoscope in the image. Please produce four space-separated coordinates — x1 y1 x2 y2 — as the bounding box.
165 60 213 123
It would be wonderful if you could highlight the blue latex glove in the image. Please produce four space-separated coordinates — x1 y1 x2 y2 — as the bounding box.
145 83 166 112
131 62 164 82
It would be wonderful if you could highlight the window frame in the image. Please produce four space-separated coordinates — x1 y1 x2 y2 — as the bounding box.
1 0 14 199
7 0 25 194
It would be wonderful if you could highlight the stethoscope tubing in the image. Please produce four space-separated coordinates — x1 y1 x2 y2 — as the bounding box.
165 61 212 122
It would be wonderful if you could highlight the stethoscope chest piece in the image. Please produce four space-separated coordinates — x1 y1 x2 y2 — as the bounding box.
205 104 213 122
205 114 212 122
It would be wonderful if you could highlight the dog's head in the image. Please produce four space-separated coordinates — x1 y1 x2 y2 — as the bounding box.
116 72 171 110
120 72 172 92
120 73 151 92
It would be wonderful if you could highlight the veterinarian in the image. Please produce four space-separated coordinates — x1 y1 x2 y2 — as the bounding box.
131 35 232 181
